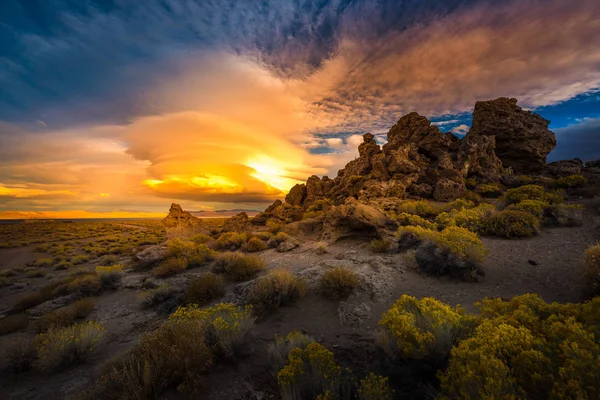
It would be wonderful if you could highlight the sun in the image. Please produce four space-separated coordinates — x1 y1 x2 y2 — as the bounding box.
246 155 300 193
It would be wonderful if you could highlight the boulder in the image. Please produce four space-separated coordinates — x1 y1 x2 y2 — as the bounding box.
285 184 307 206
135 245 168 265
545 159 584 177
163 203 202 227
276 238 300 252
469 97 556 173
320 198 394 242
222 212 250 232
458 134 504 183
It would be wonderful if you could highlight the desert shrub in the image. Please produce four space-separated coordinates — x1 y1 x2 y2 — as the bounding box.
14 281 67 310
458 190 482 205
440 199 476 213
507 199 548 218
583 243 600 298
248 270 307 313
275 231 290 244
152 257 188 278
67 273 103 295
277 341 348 400
36 321 106 370
480 209 540 238
268 331 314 374
95 264 123 287
98 254 119 266
546 203 584 227
256 231 274 241
72 255 90 265
33 298 95 332
371 238 391 253
357 373 394 400
167 239 215 266
0 336 37 374
502 184 546 205
212 252 265 281
464 177 477 189
54 260 74 270
170 303 255 358
320 267 360 300
440 294 600 400
0 313 29 335
267 220 285 234
91 319 212 398
0 268 17 277
557 174 588 188
35 243 51 252
396 212 437 229
435 203 495 231
25 268 47 278
0 276 14 287
186 273 226 305
243 237 268 252
397 200 437 217
33 257 53 267
477 183 503 198
189 233 212 244
378 295 472 364
214 232 246 251
137 285 179 309
307 199 332 212
315 241 328 254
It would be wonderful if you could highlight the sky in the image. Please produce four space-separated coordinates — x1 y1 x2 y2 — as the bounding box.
1 0 599 217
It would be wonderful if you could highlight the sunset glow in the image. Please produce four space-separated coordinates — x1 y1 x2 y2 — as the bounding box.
1 0 599 217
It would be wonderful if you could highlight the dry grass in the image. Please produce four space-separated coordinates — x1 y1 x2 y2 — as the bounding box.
320 267 360 300
67 274 103 296
14 281 66 311
212 252 265 281
151 257 188 278
371 239 391 253
25 268 47 278
186 274 226 305
95 264 124 287
32 298 95 332
137 285 179 309
583 243 600 298
248 270 307 313
243 237 268 253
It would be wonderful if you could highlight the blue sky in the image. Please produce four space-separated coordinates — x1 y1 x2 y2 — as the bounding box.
0 0 599 213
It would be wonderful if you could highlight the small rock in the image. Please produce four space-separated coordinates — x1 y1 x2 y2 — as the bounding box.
528 260 539 266
276 239 300 253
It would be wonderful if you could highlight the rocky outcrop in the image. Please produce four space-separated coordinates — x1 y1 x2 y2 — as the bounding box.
162 203 202 227
320 198 394 242
545 159 584 177
222 212 250 232
469 97 556 173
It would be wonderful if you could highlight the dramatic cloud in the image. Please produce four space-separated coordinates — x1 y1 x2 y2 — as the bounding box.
549 118 600 162
1 0 599 214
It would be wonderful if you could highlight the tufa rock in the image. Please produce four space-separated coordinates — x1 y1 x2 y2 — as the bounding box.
222 212 250 232
545 159 584 177
469 97 556 173
163 203 202 227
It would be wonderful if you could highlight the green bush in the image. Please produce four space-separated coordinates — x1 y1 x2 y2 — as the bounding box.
53 260 74 270
435 203 495 231
167 238 215 266
212 252 265 281
502 184 555 205
477 184 503 198
152 257 188 278
440 199 476 213
0 336 37 374
320 267 360 300
396 200 438 218
583 243 600 298
248 270 307 313
507 199 549 218
243 237 268 252
36 321 106 371
72 255 90 265
378 295 472 363
480 210 540 238
186 273 226 305
557 174 588 189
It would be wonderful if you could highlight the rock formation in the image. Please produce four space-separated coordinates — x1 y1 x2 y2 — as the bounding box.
162 203 202 227
250 97 562 229
469 97 556 173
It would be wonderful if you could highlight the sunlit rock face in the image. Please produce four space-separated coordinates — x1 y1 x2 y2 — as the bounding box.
252 97 560 226
469 97 557 173
163 203 202 227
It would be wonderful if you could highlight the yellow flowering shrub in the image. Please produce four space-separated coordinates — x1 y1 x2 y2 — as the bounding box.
396 200 438 218
583 243 600 297
167 238 215 266
95 264 123 287
396 212 437 229
557 174 588 188
36 321 105 370
480 210 540 238
477 183 503 197
243 236 269 252
151 256 188 278
249 269 307 313
507 199 549 218
278 342 343 400
320 267 361 300
268 331 314 373
214 232 246 250
370 239 391 253
440 294 600 399
357 373 394 400
170 303 255 358
503 184 546 204
435 203 495 231
439 198 476 213
378 295 471 362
